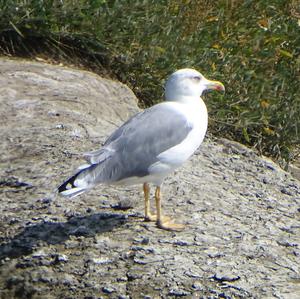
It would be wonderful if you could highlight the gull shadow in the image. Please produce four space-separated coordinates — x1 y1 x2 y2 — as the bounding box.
0 212 127 260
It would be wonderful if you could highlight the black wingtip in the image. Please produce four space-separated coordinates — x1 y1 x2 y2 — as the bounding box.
58 171 82 193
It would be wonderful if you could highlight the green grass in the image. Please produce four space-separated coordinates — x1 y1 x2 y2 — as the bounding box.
0 0 299 166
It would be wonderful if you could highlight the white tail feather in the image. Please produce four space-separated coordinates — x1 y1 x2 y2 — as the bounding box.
59 187 87 198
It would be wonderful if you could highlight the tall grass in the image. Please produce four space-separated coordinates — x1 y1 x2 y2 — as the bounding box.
0 0 299 165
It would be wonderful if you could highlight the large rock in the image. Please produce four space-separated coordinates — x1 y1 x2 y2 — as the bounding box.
0 58 299 298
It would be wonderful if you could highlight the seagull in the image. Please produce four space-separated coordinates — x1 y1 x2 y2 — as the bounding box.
57 68 224 231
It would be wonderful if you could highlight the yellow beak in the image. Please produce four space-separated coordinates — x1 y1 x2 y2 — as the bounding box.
206 80 225 92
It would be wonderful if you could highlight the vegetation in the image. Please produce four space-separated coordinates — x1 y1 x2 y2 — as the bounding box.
0 0 299 166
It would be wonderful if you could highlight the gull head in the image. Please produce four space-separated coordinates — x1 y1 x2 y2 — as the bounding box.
164 68 225 102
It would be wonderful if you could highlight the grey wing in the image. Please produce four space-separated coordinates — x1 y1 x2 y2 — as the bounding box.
84 148 114 164
83 103 193 183
82 111 146 165
83 111 145 164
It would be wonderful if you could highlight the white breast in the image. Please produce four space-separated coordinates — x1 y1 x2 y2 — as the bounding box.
148 97 208 177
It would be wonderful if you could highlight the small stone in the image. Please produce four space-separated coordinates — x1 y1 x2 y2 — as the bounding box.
84 282 94 288
265 162 276 171
111 197 134 210
262 177 270 184
168 288 190 296
207 251 224 258
54 254 69 263
133 237 151 246
61 274 75 286
192 281 203 291
9 218 19 225
134 256 147 265
293 250 300 257
32 250 48 259
86 207 93 213
185 270 201 278
174 240 189 246
41 197 52 204
281 187 293 196
102 286 115 294
64 239 79 249
277 240 298 247
65 210 81 219
211 272 240 282
126 272 142 281
255 192 263 198
141 237 150 245
55 124 64 129
90 257 113 265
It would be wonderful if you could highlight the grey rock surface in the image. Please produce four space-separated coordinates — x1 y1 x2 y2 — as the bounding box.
0 58 299 299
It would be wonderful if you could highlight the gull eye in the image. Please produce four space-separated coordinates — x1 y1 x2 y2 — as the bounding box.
193 76 201 81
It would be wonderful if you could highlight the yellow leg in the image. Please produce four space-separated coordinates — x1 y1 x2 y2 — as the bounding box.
155 186 162 223
143 183 169 222
155 186 185 231
143 183 156 221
